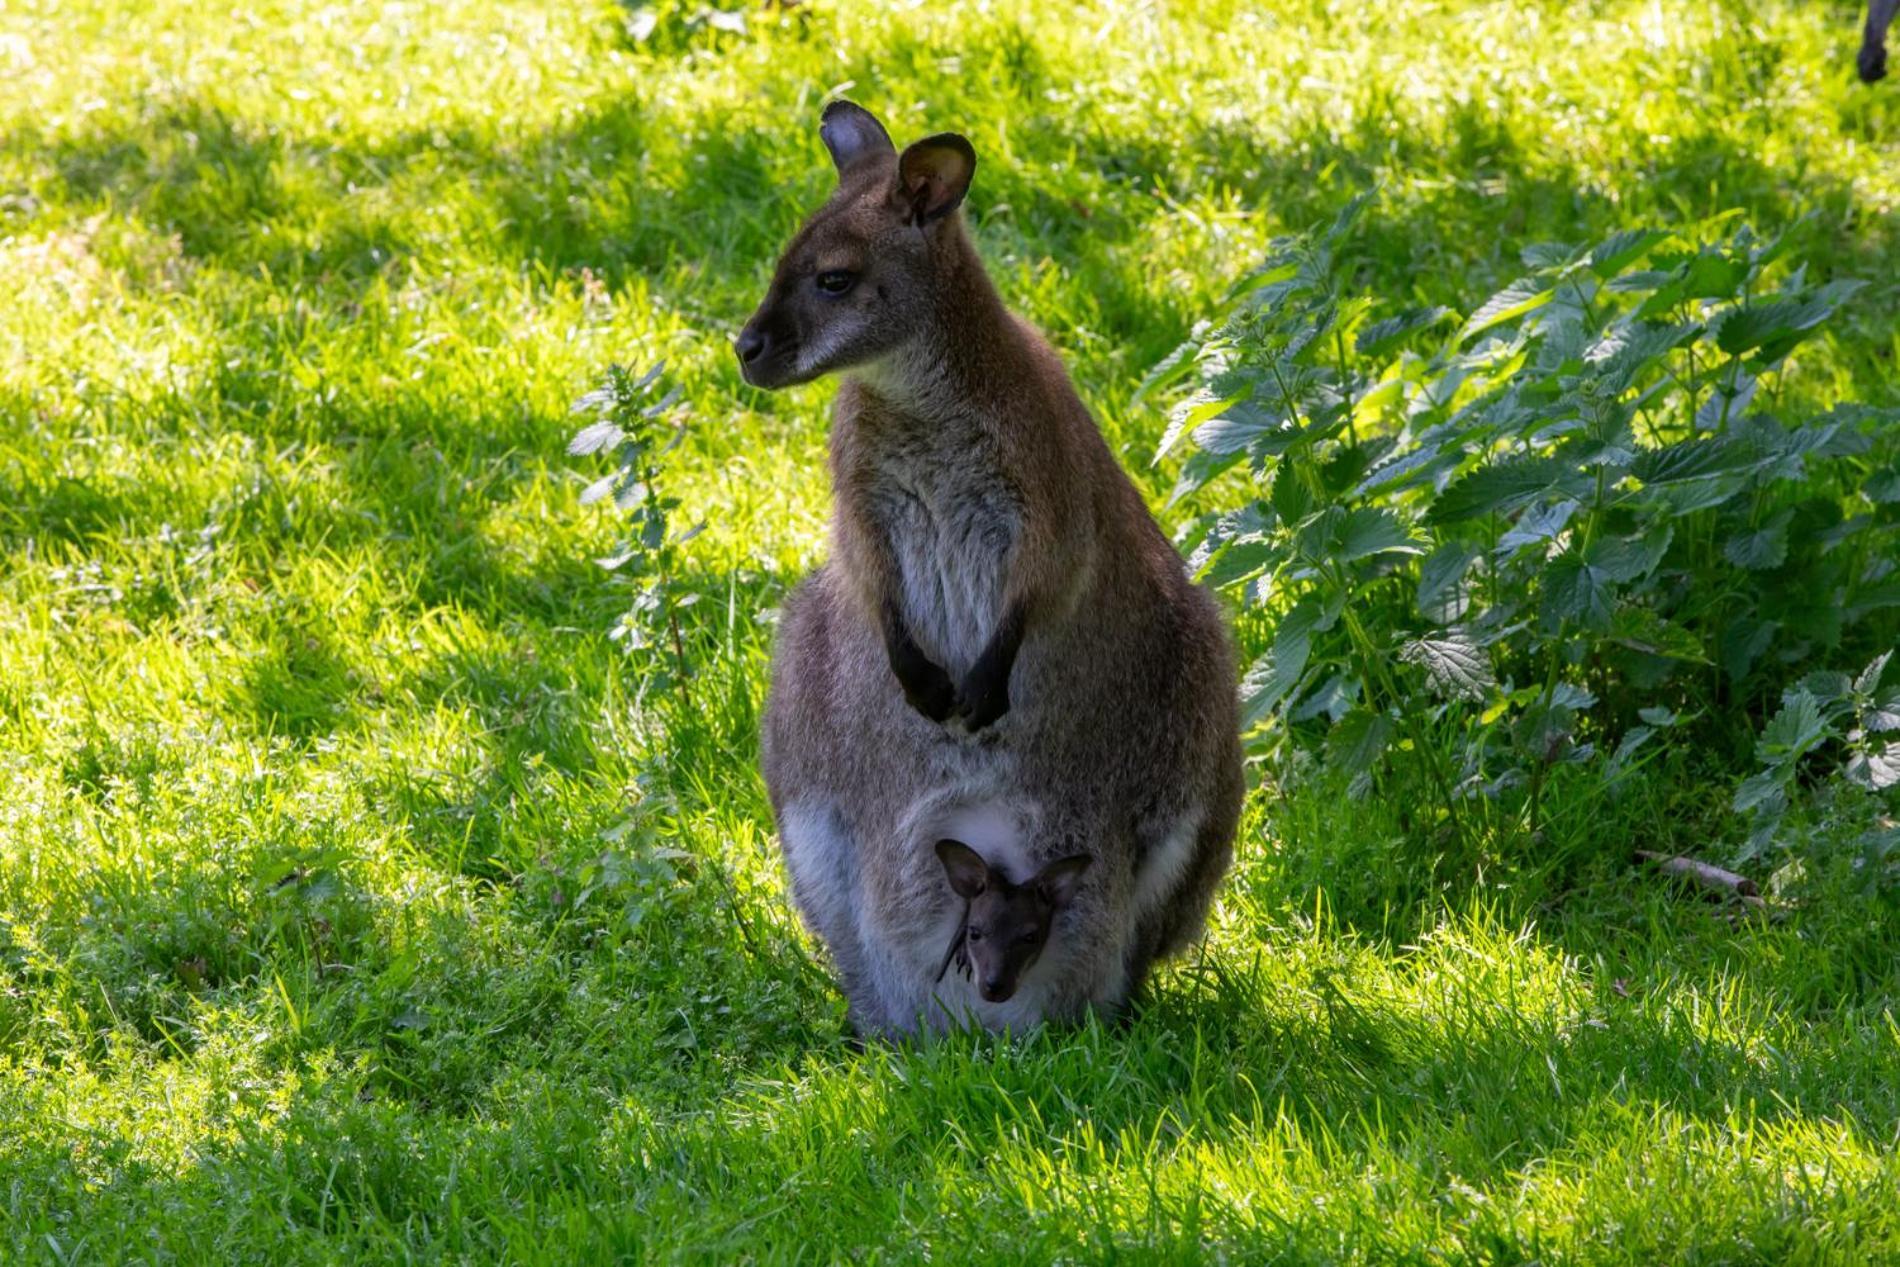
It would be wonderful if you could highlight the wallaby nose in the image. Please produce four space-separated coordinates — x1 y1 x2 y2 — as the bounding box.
981 977 1011 1002
735 326 767 366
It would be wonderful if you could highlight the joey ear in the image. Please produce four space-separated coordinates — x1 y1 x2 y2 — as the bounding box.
935 839 990 899
1035 855 1092 909
896 133 976 225
820 100 895 177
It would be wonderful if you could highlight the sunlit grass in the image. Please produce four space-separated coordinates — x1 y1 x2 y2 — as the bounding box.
2 0 1898 1261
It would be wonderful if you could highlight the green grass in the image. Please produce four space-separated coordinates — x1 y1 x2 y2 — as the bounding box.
2 0 1898 1261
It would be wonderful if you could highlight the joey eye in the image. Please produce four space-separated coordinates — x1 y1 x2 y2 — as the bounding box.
814 270 857 295
1016 930 1038 947
966 928 983 944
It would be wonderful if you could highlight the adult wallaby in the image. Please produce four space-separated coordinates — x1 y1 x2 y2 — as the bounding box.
747 101 1242 1037
1865 0 1898 82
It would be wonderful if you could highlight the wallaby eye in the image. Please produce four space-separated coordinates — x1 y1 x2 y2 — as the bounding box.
814 270 857 295
1016 930 1038 947
966 928 983 944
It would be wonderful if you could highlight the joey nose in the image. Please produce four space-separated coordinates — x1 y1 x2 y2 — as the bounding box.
735 326 767 366
981 977 1010 1002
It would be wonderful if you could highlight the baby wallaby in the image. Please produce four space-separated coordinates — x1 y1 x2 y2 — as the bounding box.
934 839 1091 1003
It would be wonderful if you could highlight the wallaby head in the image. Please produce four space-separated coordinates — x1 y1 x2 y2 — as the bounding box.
735 100 977 390
935 839 1091 1003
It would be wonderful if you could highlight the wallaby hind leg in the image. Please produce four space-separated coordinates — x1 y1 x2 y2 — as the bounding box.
1864 0 1898 81
778 800 886 1029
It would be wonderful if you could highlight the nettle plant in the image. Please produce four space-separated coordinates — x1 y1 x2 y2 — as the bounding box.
1156 201 1900 866
569 362 704 705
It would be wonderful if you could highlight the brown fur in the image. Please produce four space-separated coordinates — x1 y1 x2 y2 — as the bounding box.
748 102 1243 1036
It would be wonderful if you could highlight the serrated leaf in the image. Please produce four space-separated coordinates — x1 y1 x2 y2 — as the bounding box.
1192 401 1285 455
1845 744 1900 791
1400 632 1494 701
1430 457 1589 524
1461 277 1554 342
1198 536 1281 590
1723 517 1790 571
1713 280 1865 358
1861 467 1900 504
1589 229 1667 277
1356 307 1454 358
568 420 625 456
1167 446 1246 508
1417 542 1481 624
579 473 620 506
1541 553 1615 630
1238 641 1307 730
1631 437 1760 485
1326 710 1395 774
1855 651 1893 697
1609 607 1706 663
1732 769 1787 814
1497 499 1579 553
1336 508 1423 562
1158 389 1243 461
1758 692 1830 763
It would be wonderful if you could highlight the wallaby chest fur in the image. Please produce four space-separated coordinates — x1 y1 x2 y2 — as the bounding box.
746 101 1243 1036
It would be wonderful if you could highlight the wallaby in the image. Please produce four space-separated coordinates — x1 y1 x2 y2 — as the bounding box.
934 838 1092 1004
1865 0 1898 82
748 100 1243 1037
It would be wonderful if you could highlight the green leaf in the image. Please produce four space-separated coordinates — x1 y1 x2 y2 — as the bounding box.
1191 400 1286 455
1417 543 1481 623
1855 651 1893 699
1723 512 1791 571
1631 437 1760 485
1497 499 1578 553
1589 228 1668 277
1159 389 1244 461
1400 631 1494 701
1198 536 1281 590
1542 553 1615 630
1356 307 1454 358
1732 769 1787 815
1326 710 1395 774
1430 457 1589 524
568 420 626 456
1713 281 1866 359
1336 508 1423 562
1609 607 1706 662
1167 446 1246 507
1845 744 1900 791
1461 277 1554 342
1757 692 1830 764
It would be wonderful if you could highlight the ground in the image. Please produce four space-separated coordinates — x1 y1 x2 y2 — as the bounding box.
2 0 1899 1261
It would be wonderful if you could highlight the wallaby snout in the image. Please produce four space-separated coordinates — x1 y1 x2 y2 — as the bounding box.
734 100 977 392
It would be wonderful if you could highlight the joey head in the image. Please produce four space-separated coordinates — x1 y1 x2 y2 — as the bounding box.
935 838 1091 1004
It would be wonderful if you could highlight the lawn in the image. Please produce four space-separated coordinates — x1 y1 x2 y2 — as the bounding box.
2 0 1899 1261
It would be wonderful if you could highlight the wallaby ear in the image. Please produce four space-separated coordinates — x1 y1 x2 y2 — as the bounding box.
935 839 990 899
820 100 895 177
1035 854 1092 909
896 133 976 225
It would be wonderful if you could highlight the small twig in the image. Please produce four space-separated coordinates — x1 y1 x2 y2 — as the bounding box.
934 900 971 985
1634 850 1767 910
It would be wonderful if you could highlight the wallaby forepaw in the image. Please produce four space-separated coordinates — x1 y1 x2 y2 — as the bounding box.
901 668 959 723
1861 41 1888 83
956 684 1010 732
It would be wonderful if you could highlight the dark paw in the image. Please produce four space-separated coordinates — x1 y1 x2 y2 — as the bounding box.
900 664 958 723
955 675 1011 731
1862 43 1888 83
